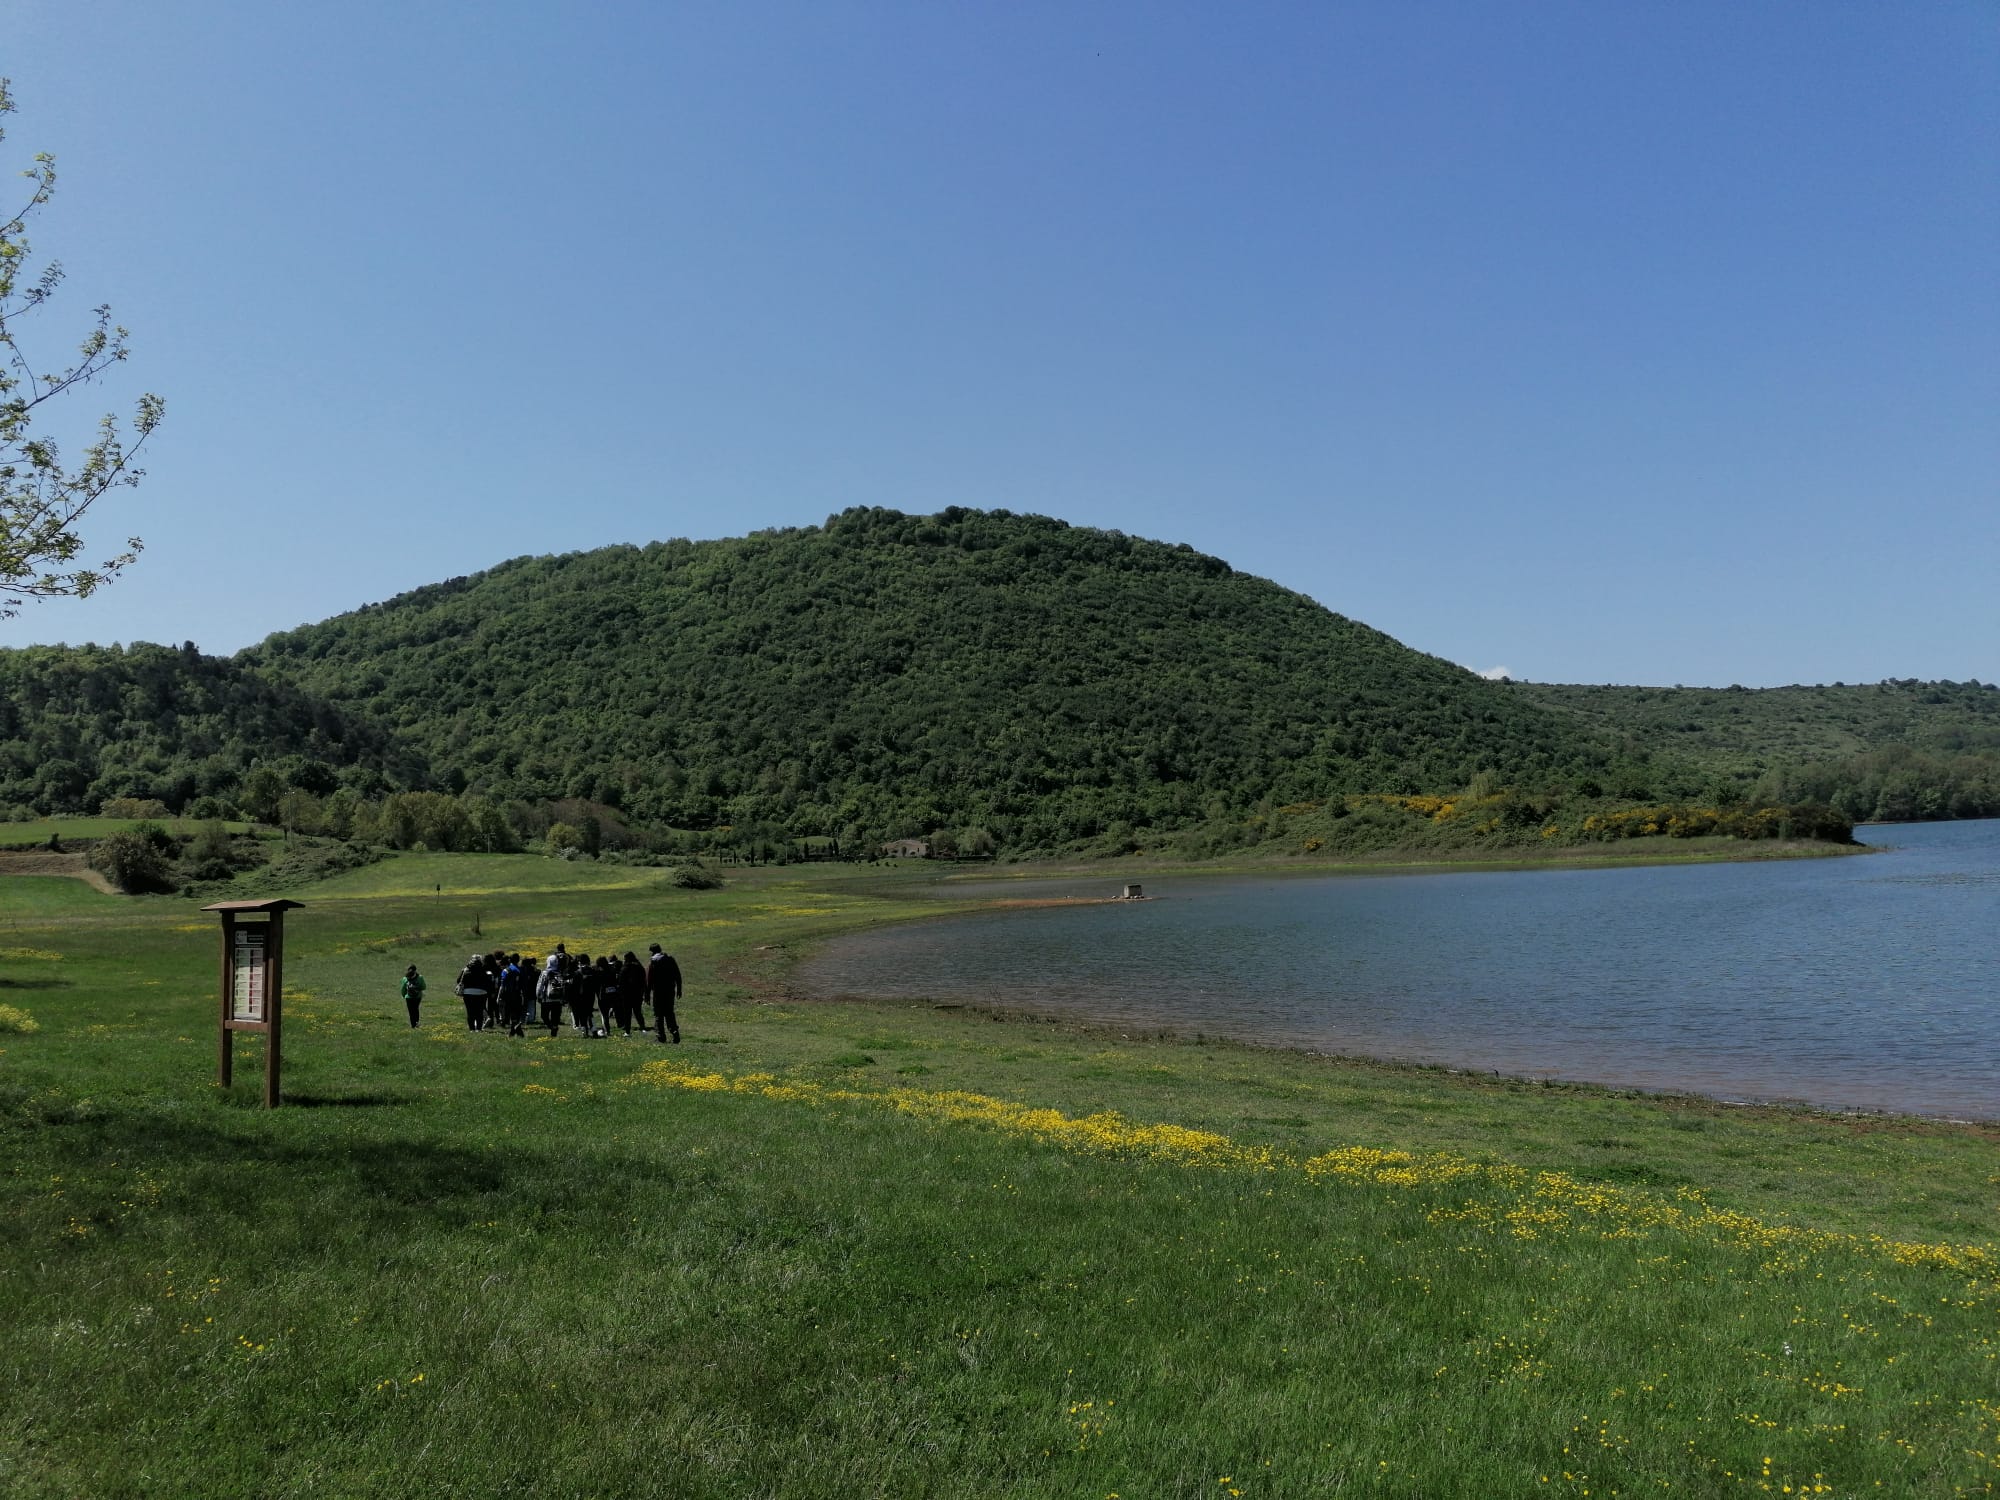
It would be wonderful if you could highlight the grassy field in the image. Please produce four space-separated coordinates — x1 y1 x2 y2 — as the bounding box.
1 853 1995 1497
0 816 263 848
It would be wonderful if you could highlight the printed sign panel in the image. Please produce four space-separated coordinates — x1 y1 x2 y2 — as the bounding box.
231 927 268 1023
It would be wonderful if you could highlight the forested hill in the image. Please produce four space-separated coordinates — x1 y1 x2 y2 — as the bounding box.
0 641 424 814
1512 680 2000 822
239 507 1661 843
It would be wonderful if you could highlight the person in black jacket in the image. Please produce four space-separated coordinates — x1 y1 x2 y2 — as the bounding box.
598 954 626 1036
622 953 648 1034
401 964 427 1028
647 943 682 1044
570 951 598 1035
456 954 490 1031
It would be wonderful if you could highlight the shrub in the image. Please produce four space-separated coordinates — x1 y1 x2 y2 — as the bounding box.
88 825 176 893
667 862 724 890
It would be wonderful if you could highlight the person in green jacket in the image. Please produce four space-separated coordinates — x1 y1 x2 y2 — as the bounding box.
400 964 426 1029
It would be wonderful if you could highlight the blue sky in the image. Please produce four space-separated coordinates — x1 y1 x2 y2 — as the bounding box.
7 1 1995 687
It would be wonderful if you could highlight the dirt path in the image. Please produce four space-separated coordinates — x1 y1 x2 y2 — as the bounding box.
0 850 117 893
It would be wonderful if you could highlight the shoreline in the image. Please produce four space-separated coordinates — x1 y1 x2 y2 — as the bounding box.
935 834 1869 886
730 841 1991 1136
761 976 2000 1135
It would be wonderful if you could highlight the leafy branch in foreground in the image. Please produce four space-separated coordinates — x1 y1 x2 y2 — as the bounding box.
0 78 163 618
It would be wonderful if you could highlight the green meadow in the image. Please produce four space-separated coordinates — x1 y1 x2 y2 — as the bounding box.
0 816 263 847
2 854 1996 1498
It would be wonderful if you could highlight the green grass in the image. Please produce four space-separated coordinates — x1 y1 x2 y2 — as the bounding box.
1 854 1996 1497
0 816 262 847
0 877 124 919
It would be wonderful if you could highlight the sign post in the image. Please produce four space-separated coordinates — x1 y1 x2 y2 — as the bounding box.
203 899 303 1108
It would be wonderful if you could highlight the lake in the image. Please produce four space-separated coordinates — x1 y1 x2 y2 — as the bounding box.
796 821 2000 1119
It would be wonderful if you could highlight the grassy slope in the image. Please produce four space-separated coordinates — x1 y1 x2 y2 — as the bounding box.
1 856 1995 1497
0 817 263 847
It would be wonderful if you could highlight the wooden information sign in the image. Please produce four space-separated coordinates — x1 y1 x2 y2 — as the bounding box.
203 899 303 1108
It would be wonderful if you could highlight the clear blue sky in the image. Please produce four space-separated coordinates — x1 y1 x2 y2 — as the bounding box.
8 0 1996 687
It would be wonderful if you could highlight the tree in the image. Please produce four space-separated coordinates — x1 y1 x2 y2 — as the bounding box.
321 787 360 840
239 767 286 824
1 80 163 617
275 788 324 835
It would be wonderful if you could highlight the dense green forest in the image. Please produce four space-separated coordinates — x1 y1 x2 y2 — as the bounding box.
0 508 1917 856
239 507 1686 847
1515 680 2000 822
0 641 422 815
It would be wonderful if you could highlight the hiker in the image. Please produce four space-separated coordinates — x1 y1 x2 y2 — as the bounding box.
486 951 507 1029
401 964 427 1029
599 954 627 1035
499 954 529 1037
538 954 567 1037
455 954 490 1031
622 952 648 1032
570 951 598 1035
647 943 682 1044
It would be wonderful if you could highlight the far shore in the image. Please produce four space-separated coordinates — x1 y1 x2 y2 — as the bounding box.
933 833 1868 888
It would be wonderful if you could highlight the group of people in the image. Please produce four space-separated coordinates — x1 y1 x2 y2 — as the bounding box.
399 942 683 1043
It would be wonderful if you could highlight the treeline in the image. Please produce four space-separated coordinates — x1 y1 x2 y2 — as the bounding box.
1516 678 2000 822
1751 746 2000 824
189 788 847 867
1123 788 1853 861
0 642 421 815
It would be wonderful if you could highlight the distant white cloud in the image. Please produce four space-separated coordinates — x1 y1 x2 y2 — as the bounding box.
1476 665 1514 681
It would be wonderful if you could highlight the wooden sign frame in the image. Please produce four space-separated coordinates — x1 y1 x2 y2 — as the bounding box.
203 899 303 1108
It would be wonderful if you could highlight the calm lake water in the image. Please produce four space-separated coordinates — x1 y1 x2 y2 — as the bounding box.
796 821 2000 1119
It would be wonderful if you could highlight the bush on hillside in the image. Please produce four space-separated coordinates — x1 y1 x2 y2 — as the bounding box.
89 824 176 893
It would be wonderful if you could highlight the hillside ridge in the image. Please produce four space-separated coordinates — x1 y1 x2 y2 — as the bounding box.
8 507 1968 844
235 506 1658 843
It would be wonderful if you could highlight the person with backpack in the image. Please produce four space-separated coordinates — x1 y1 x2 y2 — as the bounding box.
647 943 682 1044
456 954 490 1031
499 955 529 1037
538 954 568 1037
401 964 427 1029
